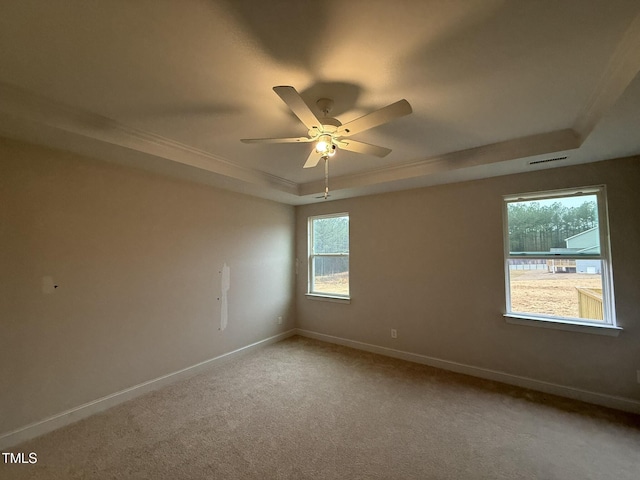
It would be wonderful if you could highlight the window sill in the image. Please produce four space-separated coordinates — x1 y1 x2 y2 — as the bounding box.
305 293 351 304
504 314 622 336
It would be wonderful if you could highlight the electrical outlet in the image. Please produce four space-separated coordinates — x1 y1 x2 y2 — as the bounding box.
278 316 283 325
391 329 397 339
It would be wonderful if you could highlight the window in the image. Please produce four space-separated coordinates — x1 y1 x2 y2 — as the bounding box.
308 213 349 299
503 186 618 330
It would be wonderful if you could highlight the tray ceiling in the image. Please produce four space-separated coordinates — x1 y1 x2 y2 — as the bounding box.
1 0 639 204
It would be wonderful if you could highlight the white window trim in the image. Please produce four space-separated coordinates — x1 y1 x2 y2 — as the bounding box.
305 293 351 304
502 185 619 333
504 314 621 336
307 212 350 300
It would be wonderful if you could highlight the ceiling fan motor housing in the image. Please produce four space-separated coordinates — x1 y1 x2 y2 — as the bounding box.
308 117 340 140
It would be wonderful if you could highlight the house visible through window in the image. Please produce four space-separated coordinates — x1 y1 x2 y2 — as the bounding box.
308 213 349 298
503 186 616 326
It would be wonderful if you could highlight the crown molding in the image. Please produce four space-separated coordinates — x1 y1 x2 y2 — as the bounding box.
0 83 583 201
298 129 581 196
0 82 299 196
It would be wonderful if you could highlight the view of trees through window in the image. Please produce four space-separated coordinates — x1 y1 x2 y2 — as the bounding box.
508 196 598 253
506 193 607 322
310 215 349 296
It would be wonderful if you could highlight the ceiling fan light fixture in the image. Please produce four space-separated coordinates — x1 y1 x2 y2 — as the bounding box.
315 134 333 154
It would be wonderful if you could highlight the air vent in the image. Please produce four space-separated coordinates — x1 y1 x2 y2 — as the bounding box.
529 156 568 165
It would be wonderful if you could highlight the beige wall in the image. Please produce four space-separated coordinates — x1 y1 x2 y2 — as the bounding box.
2 134 638 436
0 138 295 434
296 157 640 400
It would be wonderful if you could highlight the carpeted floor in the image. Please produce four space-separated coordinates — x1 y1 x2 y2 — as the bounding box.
2 336 639 479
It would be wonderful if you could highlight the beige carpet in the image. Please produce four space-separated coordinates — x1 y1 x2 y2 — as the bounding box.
2 336 639 479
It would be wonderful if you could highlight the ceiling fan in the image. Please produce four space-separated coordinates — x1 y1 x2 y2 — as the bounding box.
241 86 412 168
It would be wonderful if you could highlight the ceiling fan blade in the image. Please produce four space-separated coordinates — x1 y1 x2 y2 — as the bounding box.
303 149 324 169
336 99 412 137
273 86 322 130
241 136 312 144
336 139 392 157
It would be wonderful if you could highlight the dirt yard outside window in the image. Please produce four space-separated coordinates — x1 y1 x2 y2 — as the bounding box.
510 270 603 320
313 272 349 296
315 270 603 320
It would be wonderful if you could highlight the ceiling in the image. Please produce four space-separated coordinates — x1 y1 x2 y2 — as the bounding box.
1 0 639 205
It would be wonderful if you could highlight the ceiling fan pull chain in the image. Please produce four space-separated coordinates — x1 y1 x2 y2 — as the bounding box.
324 156 330 200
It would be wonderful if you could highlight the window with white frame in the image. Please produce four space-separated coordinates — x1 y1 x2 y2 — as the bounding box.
308 213 349 298
503 186 616 327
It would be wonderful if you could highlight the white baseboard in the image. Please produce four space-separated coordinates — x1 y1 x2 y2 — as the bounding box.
0 329 296 449
295 328 640 415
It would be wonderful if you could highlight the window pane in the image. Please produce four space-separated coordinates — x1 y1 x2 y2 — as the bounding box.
507 194 600 256
508 260 604 321
312 256 349 296
313 216 349 254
